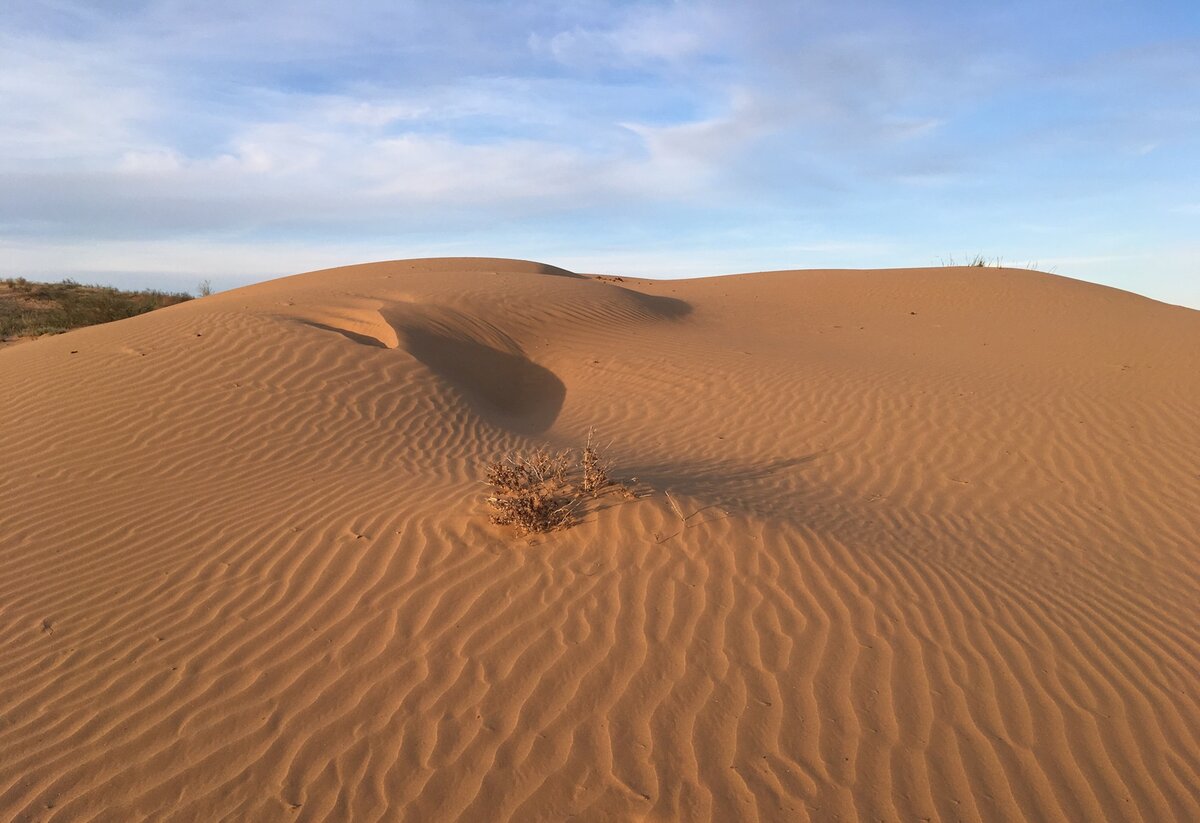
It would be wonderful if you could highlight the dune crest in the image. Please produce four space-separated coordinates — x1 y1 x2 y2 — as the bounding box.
1 258 1197 821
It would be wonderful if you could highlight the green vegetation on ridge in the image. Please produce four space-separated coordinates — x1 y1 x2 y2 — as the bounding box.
1 277 193 340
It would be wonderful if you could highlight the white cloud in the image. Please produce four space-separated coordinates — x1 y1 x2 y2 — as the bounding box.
117 149 187 173
529 4 716 67
0 33 154 163
0 1 976 229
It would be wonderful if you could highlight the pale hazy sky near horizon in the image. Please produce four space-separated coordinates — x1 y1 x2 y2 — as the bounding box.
2 1 1198 306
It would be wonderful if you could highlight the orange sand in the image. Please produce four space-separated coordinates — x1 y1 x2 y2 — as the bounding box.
1 258 1197 821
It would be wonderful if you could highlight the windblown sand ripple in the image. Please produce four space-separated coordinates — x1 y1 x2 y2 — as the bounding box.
1 259 1197 821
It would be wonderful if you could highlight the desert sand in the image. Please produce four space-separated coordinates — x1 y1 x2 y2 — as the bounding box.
0 258 1197 822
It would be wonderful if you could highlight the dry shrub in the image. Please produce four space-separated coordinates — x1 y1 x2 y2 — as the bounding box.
484 432 627 535
484 448 577 534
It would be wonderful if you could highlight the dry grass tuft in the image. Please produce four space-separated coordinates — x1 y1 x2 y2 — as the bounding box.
580 428 609 496
484 432 630 535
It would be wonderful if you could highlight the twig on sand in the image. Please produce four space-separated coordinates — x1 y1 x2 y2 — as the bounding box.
664 491 686 524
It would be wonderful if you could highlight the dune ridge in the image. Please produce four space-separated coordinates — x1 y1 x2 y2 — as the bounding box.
0 258 1197 821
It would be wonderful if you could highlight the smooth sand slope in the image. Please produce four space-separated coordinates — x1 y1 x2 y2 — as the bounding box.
1 258 1198 822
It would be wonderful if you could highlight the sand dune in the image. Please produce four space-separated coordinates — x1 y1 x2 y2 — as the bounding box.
1 258 1197 821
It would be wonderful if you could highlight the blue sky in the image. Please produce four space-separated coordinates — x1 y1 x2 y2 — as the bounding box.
1 1 1198 306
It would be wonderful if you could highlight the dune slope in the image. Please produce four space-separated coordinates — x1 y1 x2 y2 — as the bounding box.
1 258 1197 822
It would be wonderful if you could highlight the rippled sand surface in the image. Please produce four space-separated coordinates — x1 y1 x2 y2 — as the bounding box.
1 258 1197 821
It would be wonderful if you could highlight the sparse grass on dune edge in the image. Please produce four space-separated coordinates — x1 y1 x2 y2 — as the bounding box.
0 277 193 340
937 254 1055 271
